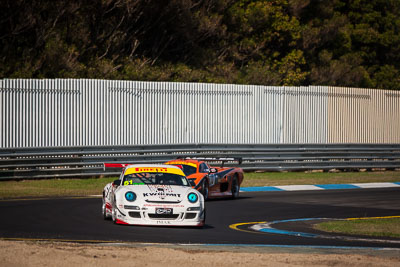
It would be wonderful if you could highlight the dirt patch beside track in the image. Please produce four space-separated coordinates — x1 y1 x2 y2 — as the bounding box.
1 240 400 267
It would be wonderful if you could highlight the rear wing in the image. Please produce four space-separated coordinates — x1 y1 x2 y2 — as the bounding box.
103 163 131 171
176 157 242 167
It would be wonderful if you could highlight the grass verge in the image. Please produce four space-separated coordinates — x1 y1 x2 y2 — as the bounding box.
314 217 400 238
0 177 115 199
241 170 400 187
0 171 399 199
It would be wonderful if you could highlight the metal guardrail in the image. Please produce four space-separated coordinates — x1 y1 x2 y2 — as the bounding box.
0 144 399 180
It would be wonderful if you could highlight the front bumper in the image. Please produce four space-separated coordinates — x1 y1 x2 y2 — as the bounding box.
114 204 205 226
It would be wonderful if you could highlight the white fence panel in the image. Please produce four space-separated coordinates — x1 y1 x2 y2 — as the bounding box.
327 87 400 143
1 79 399 148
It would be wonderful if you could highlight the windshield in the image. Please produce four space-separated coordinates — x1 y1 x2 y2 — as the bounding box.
181 165 197 176
123 172 189 186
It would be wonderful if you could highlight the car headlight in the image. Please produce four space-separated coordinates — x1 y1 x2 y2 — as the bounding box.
187 192 198 203
125 191 136 202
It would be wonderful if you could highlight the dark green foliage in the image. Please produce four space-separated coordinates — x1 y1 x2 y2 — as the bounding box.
1 0 399 90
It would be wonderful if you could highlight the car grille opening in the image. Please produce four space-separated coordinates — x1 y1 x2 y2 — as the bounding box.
128 211 141 218
148 214 179 220
184 213 196 219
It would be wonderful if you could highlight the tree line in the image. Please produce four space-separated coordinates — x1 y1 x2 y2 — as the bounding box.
1 0 399 90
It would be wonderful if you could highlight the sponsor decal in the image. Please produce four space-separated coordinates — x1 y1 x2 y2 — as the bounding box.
147 184 173 192
156 208 173 215
135 167 168 172
123 180 145 186
125 167 185 176
143 192 181 198
143 204 184 207
159 191 166 199
156 220 172 225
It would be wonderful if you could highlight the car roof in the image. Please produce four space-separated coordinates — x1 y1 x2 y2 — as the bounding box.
125 164 181 169
166 159 203 165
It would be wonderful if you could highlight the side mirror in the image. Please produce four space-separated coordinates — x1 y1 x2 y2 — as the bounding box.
189 180 196 187
209 168 218 173
113 180 121 186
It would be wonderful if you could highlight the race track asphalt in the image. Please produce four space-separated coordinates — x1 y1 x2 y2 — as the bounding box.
1 188 400 248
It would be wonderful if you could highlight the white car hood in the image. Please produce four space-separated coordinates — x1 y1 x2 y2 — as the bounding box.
116 184 194 203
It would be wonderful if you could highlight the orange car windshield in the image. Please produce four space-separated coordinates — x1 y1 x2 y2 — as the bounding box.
180 165 197 176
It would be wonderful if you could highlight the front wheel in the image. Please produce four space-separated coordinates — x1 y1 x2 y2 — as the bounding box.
102 202 107 220
231 175 240 199
112 208 117 224
102 199 111 220
201 179 209 201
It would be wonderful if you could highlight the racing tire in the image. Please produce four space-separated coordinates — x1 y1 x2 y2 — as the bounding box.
102 197 110 220
231 175 240 199
201 179 209 201
111 207 117 224
103 207 112 220
102 202 107 220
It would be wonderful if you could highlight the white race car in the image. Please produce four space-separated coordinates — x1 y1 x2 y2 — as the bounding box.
102 164 205 227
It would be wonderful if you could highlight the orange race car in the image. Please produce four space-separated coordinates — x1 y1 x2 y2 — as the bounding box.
164 157 244 200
